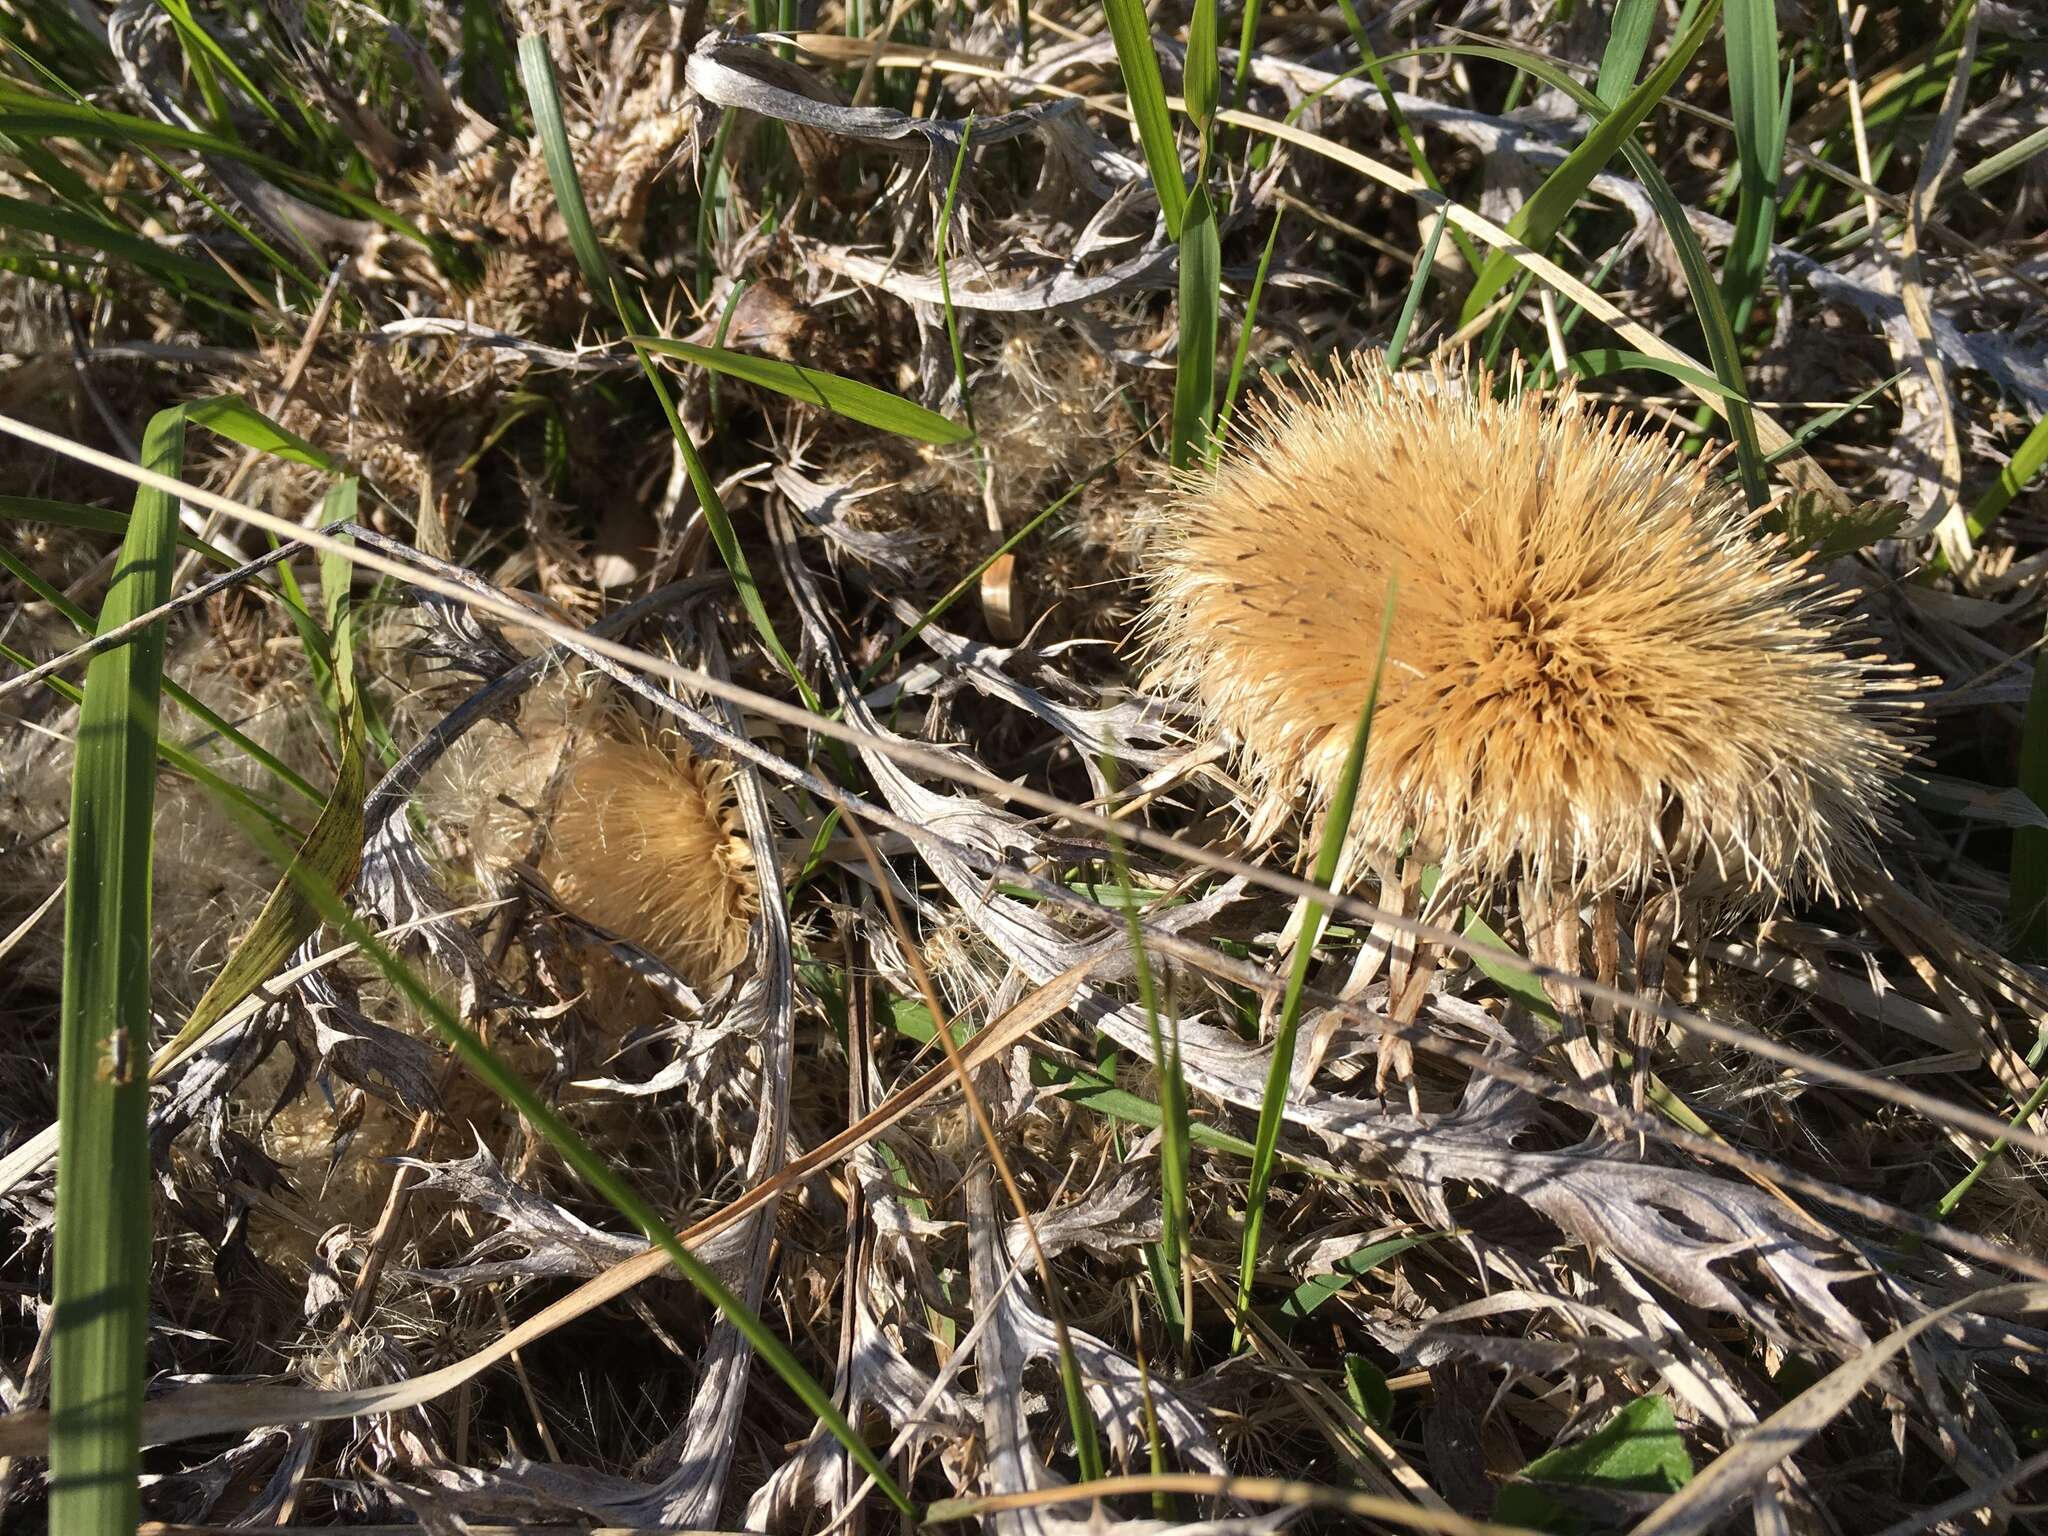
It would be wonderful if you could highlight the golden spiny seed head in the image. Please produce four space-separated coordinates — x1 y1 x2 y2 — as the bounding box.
1139 353 1915 899
540 734 758 985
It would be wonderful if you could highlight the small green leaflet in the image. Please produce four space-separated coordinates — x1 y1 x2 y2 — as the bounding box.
1495 1394 1693 1533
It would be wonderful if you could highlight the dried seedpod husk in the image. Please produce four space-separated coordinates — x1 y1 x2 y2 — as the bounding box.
1139 351 1919 908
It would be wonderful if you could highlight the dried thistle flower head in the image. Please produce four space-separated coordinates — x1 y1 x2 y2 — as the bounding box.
538 733 758 985
1140 353 1913 899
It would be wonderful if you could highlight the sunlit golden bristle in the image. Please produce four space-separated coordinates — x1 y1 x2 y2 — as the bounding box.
539 734 758 985
1139 352 1915 899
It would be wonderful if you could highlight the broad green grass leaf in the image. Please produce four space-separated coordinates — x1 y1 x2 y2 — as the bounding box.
1595 0 1659 105
50 405 183 1536
1568 347 1734 398
1101 0 1187 237
887 992 939 1046
1460 906 1559 1023
1721 0 1785 319
1170 183 1219 469
1459 0 1722 325
628 336 969 446
1045 1061 1257 1159
0 192 236 293
0 493 238 565
1496 1394 1692 1532
184 396 338 470
150 524 367 1071
516 36 611 300
1342 1355 1393 1430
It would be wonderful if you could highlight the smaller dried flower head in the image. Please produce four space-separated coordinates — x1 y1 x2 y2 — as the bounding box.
1140 353 1913 898
538 733 758 985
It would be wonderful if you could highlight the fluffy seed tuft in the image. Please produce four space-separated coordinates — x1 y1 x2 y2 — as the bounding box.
1139 353 1915 899
537 733 758 985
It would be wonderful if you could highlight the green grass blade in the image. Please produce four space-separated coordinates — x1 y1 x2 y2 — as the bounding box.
152 667 364 1070
1233 579 1396 1343
1384 202 1449 370
0 192 237 294
1331 0 1482 277
1230 0 1263 112
184 395 339 470
515 33 816 708
857 446 1130 687
0 494 239 565
1568 347 1736 397
153 517 366 1068
1101 0 1187 238
0 631 300 837
627 335 819 711
1103 761 1188 1273
0 92 429 249
1170 183 1220 470
1458 0 1722 326
1932 1037 2048 1219
631 336 970 446
0 541 323 808
1434 36 1769 504
1184 0 1218 151
515 35 612 304
1963 124 2048 191
1965 410 2048 548
1595 0 1659 104
1214 205 1284 451
1044 1058 1258 1159
196 780 917 1518
1280 1231 1439 1322
152 0 291 140
50 406 183 1536
1721 0 1784 321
